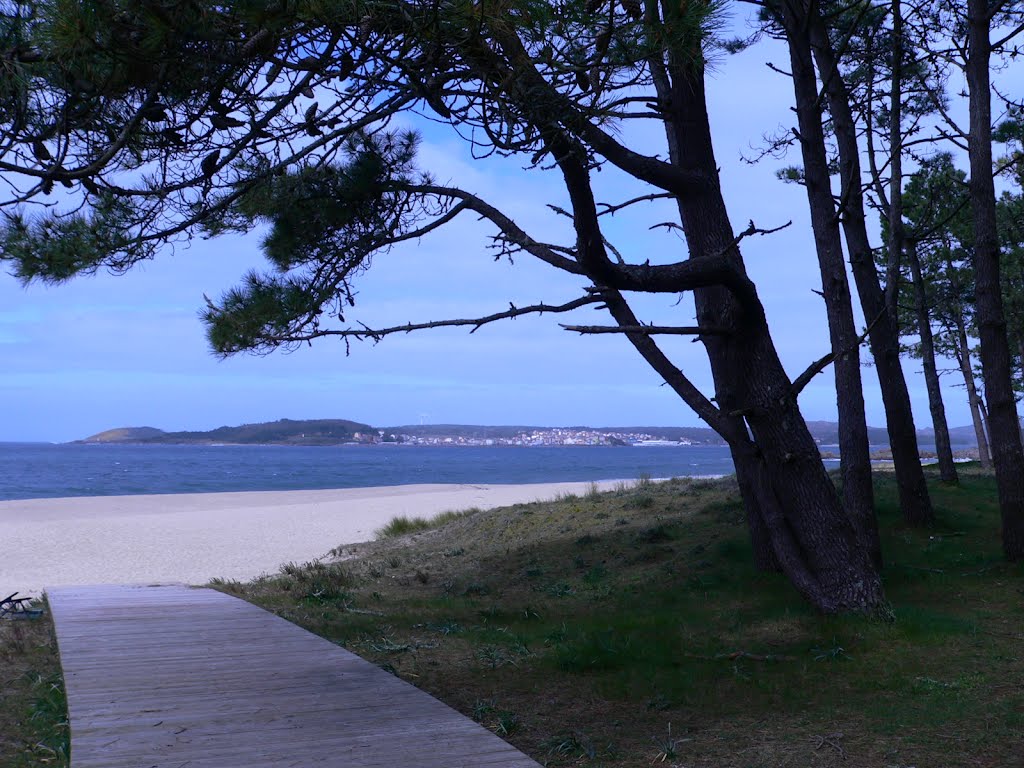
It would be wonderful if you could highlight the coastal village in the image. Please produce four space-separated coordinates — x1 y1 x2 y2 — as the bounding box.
356 428 698 447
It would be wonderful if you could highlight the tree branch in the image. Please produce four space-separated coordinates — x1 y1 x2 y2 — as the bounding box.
266 296 604 344
792 310 886 395
405 183 585 275
597 193 675 217
560 324 731 335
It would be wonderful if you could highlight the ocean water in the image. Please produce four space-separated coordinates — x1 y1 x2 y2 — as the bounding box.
0 442 756 501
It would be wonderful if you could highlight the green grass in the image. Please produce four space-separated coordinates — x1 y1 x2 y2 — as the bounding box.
220 467 1024 767
0 597 69 768
375 507 482 539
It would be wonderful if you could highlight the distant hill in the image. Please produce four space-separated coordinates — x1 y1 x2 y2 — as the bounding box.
803 421 891 446
79 419 374 446
915 424 983 446
80 427 167 443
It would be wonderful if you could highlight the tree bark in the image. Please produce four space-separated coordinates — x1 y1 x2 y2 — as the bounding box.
652 24 885 613
733 433 781 572
1018 339 1024 397
907 240 958 483
808 17 935 526
499 0 885 612
965 0 1024 558
951 310 993 468
885 0 905 321
779 0 880 565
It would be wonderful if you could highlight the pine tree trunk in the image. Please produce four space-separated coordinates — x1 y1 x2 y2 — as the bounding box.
733 445 780 572
965 0 1024 558
954 314 994 468
1019 339 1024 392
655 52 885 614
780 5 880 564
808 19 934 526
907 241 958 484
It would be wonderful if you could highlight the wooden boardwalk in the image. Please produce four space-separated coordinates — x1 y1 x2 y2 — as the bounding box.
48 584 540 768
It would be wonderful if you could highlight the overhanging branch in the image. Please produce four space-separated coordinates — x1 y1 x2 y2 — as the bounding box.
560 324 731 336
401 183 584 275
791 310 885 396
273 296 604 345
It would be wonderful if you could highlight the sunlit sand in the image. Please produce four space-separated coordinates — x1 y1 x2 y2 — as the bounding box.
0 481 623 594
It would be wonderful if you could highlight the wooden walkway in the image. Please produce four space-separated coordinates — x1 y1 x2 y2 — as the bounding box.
48 584 540 768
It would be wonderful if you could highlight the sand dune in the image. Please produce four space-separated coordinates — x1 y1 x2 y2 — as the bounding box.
1 481 623 594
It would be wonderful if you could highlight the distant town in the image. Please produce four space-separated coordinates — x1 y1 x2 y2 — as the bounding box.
357 428 695 447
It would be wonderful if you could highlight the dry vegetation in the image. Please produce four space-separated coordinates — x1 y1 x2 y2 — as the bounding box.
0 601 68 767
213 469 1024 768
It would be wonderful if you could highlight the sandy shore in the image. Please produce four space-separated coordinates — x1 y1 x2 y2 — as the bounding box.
1 481 624 595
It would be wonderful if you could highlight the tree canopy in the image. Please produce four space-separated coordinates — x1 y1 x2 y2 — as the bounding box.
5 0 1024 613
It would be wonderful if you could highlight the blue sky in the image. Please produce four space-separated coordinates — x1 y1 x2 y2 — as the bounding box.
0 13 998 442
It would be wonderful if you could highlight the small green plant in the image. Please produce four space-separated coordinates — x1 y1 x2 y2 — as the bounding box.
636 472 653 488
652 723 691 763
477 645 514 669
472 698 496 721
585 481 602 500
495 711 520 736
543 732 597 760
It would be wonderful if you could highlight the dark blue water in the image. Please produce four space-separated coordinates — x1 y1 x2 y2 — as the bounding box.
0 443 754 501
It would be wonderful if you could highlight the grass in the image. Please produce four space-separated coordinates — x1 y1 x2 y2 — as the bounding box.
7 468 1018 767
374 507 482 539
216 465 1024 767
0 598 69 767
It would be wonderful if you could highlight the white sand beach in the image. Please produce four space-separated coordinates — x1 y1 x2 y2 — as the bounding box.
1 481 623 595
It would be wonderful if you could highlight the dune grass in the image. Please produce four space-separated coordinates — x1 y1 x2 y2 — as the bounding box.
374 507 483 539
223 466 1024 768
0 598 69 768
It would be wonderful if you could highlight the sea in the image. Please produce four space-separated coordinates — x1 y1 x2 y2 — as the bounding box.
0 442 773 502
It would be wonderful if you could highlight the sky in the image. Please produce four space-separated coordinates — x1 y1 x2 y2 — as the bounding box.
0 9 1007 442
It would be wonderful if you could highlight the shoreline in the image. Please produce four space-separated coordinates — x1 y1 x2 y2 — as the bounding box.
0 480 635 595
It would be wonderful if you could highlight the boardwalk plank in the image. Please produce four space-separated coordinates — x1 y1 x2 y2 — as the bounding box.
49 584 540 768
